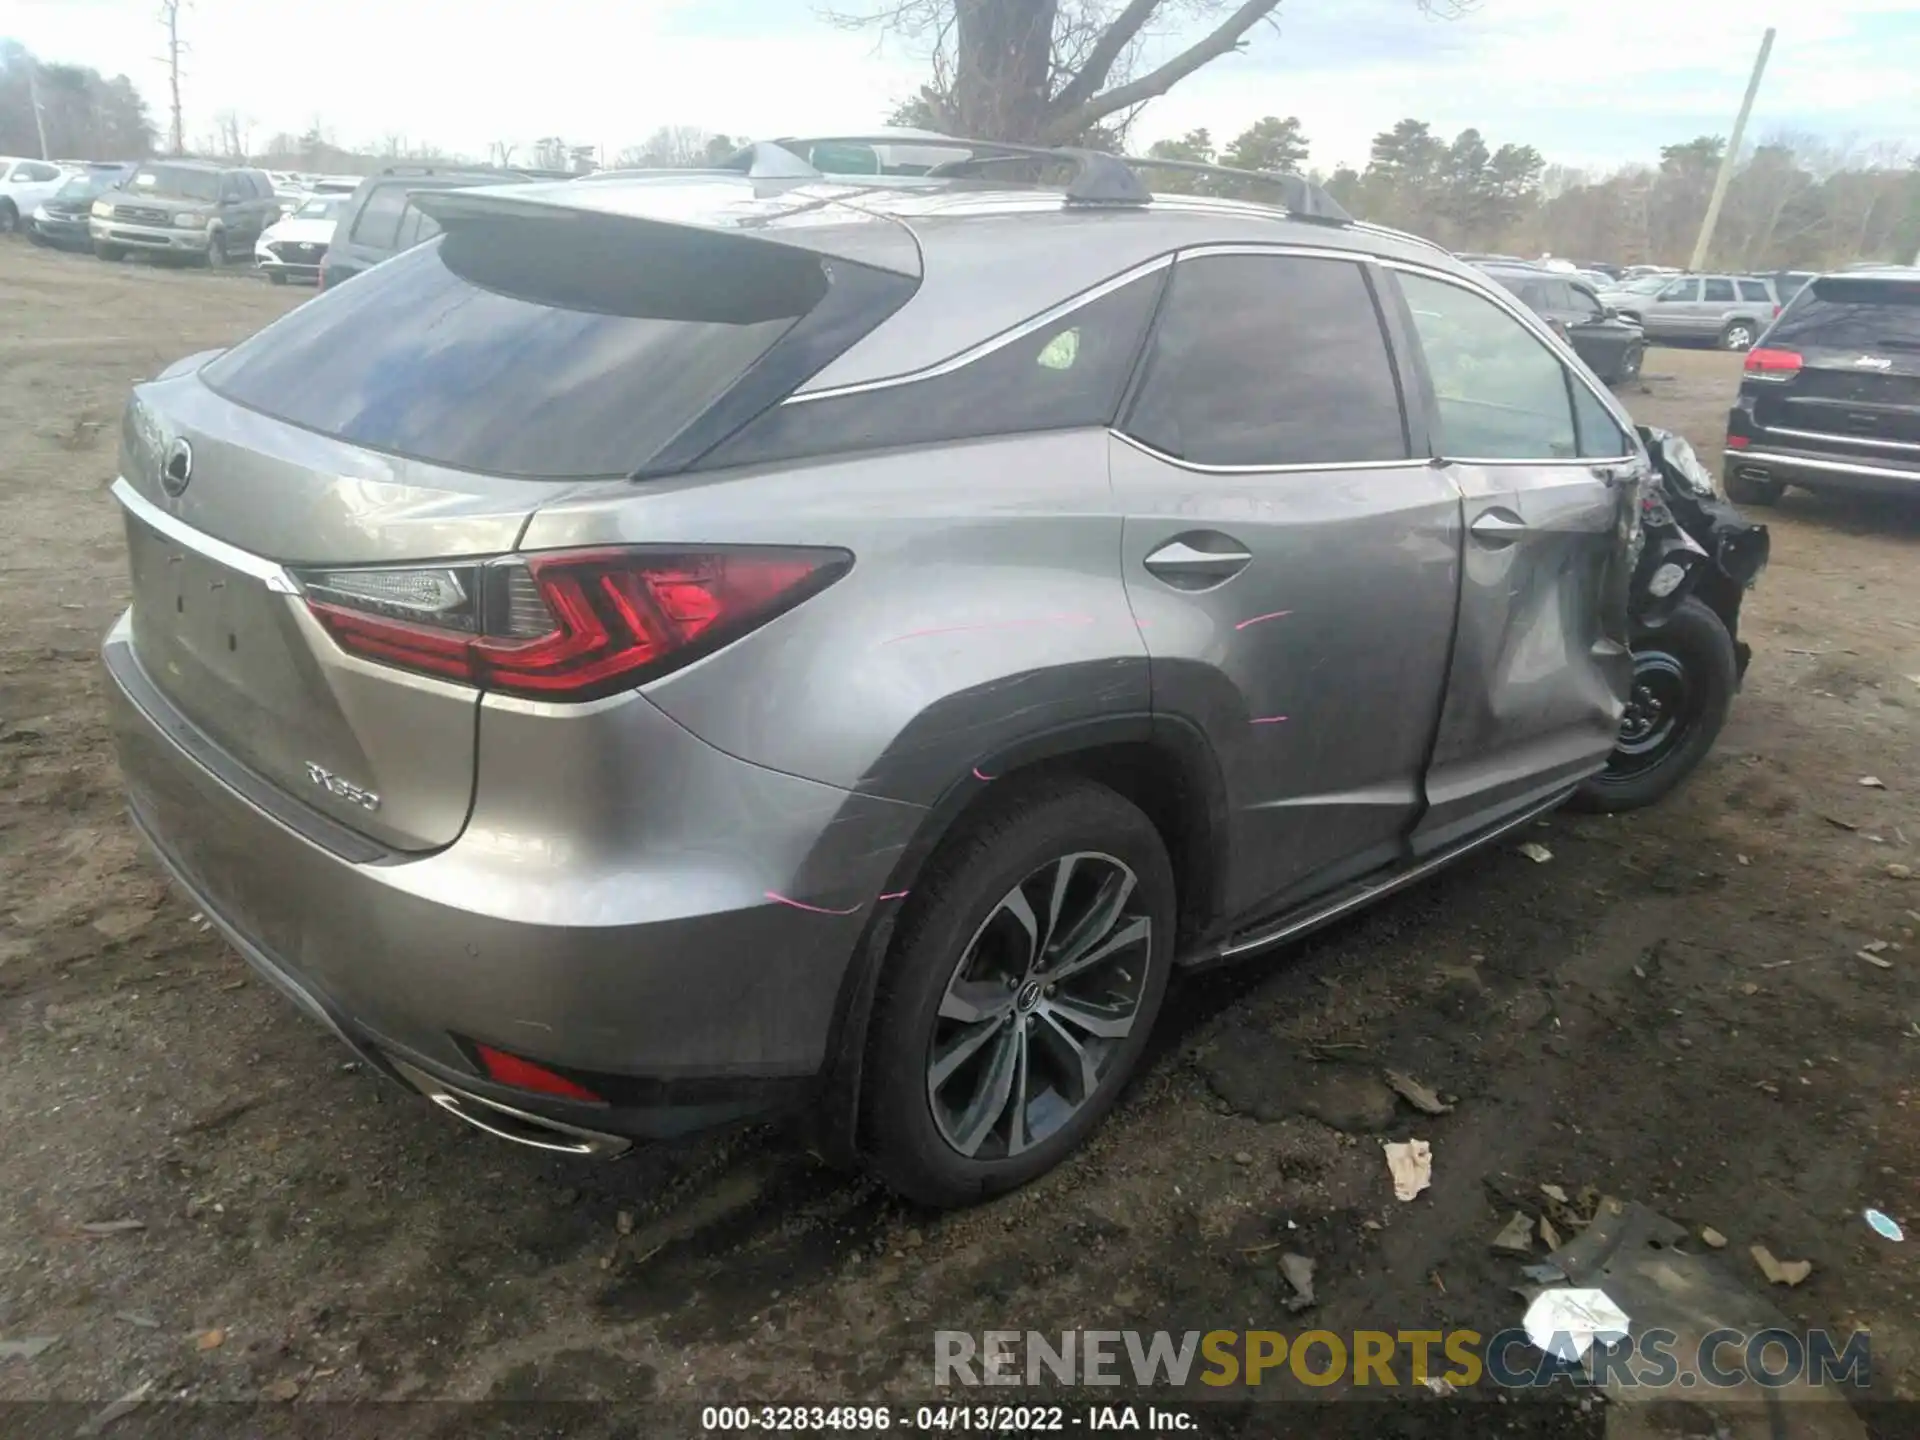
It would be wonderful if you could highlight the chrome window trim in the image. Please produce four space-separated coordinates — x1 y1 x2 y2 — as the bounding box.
111 476 301 594
784 253 1176 405
1110 429 1426 477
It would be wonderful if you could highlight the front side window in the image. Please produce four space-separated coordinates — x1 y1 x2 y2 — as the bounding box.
1124 253 1408 468
1397 272 1577 461
705 268 1165 470
1567 286 1603 319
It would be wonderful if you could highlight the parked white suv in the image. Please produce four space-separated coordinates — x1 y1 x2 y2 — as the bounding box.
0 157 72 234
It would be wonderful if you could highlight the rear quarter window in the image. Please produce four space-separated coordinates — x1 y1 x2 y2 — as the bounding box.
349 186 409 248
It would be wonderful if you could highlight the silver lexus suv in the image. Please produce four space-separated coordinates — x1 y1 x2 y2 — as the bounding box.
104 144 1657 1206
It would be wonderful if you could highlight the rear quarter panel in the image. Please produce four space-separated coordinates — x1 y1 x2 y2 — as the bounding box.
518 431 1149 805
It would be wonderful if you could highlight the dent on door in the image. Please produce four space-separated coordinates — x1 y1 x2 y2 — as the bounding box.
1416 463 1633 851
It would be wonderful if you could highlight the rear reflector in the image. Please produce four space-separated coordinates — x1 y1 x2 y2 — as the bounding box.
300 546 850 701
474 1043 605 1103
1744 347 1802 378
1726 434 1750 450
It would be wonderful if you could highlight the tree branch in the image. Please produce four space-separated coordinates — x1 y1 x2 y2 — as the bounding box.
1040 0 1281 142
1048 0 1163 115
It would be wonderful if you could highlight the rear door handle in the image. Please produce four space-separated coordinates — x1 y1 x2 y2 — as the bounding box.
1143 538 1253 589
1469 510 1529 546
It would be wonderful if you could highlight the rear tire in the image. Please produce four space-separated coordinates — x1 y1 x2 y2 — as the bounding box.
267 269 287 285
1721 319 1758 352
0 200 17 235
1612 343 1645 385
206 230 228 267
1570 597 1737 813
1725 468 1783 506
863 777 1175 1208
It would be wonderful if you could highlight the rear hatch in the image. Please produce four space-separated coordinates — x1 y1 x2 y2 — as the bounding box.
118 183 918 852
1749 274 1920 456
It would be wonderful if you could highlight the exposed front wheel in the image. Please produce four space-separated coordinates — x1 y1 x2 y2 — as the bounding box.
0 201 17 235
267 269 287 285
1721 320 1758 352
1613 343 1644 385
206 230 228 267
1571 597 1737 813
863 778 1174 1207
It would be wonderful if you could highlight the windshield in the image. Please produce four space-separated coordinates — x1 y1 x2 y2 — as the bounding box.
55 174 111 200
125 164 221 202
294 196 343 220
1616 275 1670 295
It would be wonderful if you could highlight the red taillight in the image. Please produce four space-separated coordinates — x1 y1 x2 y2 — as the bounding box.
473 1043 604 1103
1744 347 1802 378
1726 434 1750 450
1772 304 1781 317
303 547 849 701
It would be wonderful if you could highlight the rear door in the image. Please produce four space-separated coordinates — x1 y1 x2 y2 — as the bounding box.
1113 249 1461 919
1751 274 1920 456
1645 276 1699 339
1387 267 1638 852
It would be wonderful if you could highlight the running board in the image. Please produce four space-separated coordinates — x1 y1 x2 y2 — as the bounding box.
1180 787 1575 970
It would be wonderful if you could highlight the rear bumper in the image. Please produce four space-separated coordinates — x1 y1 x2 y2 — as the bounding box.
1725 444 1920 496
103 615 921 1144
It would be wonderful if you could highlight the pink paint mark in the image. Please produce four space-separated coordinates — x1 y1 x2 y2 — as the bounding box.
972 766 996 782
878 890 910 902
1235 610 1294 631
764 891 862 917
1250 715 1290 726
881 614 1098 646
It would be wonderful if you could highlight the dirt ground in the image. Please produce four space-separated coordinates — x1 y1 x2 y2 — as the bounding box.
2 241 1918 1435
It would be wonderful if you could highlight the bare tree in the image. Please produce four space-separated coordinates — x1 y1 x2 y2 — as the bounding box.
618 125 724 169
156 0 187 155
827 0 1475 144
212 107 251 159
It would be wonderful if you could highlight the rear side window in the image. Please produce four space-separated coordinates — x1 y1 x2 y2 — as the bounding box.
202 217 855 478
350 185 408 248
1767 277 1920 348
1124 254 1408 467
1738 279 1772 302
1703 278 1736 303
702 269 1165 469
396 204 441 251
1398 272 1576 460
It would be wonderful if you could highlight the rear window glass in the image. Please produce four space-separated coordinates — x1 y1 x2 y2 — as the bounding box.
1768 278 1920 349
201 218 834 478
349 185 409 248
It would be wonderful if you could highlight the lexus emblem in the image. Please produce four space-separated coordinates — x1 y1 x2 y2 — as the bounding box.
160 437 193 498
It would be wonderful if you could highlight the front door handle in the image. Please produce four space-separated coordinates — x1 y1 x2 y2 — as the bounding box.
1143 538 1253 589
1469 510 1529 546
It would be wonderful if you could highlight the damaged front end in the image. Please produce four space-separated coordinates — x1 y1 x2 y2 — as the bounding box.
1633 426 1771 684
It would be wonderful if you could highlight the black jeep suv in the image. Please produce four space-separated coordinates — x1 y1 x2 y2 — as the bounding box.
1725 268 1920 503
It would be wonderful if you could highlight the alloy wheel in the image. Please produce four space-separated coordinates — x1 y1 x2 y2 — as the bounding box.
1724 323 1754 351
927 852 1152 1161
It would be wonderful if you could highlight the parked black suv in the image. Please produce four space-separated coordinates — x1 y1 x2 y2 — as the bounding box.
1725 268 1920 503
320 164 573 289
1477 262 1646 384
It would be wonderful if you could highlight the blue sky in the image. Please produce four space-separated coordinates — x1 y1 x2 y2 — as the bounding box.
3 0 1915 172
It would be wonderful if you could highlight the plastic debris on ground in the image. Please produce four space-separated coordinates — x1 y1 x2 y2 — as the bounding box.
1383 1139 1432 1201
1491 1211 1534 1254
1384 1070 1451 1115
1700 1226 1728 1249
1279 1253 1316 1313
1517 842 1553 864
1865 1209 1904 1242
1750 1245 1812 1287
0 1336 60 1360
1523 1288 1631 1362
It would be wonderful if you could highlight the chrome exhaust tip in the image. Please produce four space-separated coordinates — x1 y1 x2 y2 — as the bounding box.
387 1057 631 1158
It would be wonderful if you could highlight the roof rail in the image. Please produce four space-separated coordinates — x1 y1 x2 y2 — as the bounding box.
377 162 576 180
758 134 1365 222
1347 219 1452 257
1117 155 1352 224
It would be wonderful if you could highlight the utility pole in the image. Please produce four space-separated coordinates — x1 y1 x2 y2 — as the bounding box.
27 64 51 160
1689 27 1775 272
